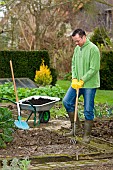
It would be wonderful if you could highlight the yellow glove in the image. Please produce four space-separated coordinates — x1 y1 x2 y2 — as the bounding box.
71 79 84 89
71 78 78 89
76 80 84 89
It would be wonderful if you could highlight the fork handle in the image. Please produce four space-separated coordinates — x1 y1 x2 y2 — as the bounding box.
74 89 79 122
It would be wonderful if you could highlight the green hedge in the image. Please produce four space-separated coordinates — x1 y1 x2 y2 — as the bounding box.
0 51 57 85
100 51 113 90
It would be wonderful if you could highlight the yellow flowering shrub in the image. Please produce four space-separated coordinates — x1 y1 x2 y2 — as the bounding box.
34 60 52 86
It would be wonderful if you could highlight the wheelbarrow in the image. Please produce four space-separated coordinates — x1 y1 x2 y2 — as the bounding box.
1 95 60 127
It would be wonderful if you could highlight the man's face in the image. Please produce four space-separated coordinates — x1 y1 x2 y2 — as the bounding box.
72 34 86 47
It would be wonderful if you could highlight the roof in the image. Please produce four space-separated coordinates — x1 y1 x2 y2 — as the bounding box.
0 78 38 88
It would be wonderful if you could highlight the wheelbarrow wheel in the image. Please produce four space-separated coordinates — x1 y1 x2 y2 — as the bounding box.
39 111 50 123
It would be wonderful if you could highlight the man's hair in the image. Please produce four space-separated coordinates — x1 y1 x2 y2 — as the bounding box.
72 29 86 37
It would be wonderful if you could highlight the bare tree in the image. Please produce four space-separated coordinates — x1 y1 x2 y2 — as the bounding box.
0 0 113 76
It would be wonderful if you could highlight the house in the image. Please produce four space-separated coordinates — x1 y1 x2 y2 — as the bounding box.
69 0 113 35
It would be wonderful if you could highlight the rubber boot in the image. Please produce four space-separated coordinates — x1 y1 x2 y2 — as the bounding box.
65 112 80 137
69 116 81 130
82 120 93 144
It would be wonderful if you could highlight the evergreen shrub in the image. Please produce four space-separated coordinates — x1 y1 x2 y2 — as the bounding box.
34 60 52 86
100 51 113 90
90 27 111 48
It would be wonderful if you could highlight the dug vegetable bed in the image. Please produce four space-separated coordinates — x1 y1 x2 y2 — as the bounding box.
0 103 113 170
0 117 113 159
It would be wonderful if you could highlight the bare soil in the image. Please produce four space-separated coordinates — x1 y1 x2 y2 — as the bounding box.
0 103 113 170
22 97 54 105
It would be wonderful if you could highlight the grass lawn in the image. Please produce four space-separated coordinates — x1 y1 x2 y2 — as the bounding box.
95 90 113 105
57 80 113 106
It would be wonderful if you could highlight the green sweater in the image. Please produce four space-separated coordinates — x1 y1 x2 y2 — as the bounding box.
72 38 100 88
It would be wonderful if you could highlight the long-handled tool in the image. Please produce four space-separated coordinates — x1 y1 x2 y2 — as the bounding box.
73 88 79 136
10 60 29 130
70 88 79 144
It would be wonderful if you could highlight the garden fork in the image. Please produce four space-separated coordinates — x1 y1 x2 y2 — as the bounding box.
70 88 79 144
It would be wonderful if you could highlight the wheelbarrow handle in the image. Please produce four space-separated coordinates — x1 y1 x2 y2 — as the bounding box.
26 100 36 112
0 98 16 105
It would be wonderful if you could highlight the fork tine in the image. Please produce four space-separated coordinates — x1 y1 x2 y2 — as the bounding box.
70 138 77 144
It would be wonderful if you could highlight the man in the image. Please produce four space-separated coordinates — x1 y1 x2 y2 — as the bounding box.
63 29 100 144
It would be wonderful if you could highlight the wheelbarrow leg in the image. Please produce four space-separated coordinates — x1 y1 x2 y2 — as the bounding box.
26 102 37 126
26 110 37 126
26 111 33 122
33 111 37 126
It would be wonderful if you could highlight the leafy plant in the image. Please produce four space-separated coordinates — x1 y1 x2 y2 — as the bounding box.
2 157 30 170
51 102 67 118
0 81 113 120
0 82 15 101
0 107 14 148
19 158 31 170
0 83 65 102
